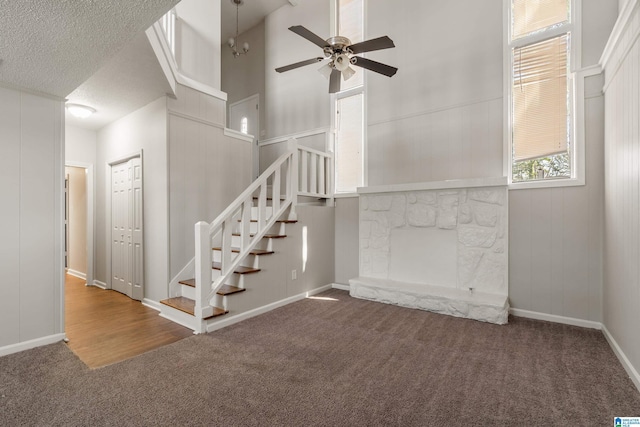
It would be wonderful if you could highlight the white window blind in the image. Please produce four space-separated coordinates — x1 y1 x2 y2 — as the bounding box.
512 0 569 39
512 34 569 162
335 93 364 193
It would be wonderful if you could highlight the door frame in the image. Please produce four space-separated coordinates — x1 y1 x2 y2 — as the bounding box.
229 94 260 179
65 161 95 289
105 150 143 295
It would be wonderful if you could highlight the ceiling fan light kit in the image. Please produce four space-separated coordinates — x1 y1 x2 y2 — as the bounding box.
275 25 398 93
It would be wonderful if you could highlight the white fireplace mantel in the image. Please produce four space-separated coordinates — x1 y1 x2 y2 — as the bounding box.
350 177 509 324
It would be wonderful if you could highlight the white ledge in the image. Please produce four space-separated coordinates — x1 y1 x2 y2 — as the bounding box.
357 176 508 194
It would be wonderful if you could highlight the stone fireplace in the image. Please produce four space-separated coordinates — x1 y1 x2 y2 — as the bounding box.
350 177 509 324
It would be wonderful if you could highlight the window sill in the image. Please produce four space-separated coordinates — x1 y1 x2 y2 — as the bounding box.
334 192 359 198
509 176 585 190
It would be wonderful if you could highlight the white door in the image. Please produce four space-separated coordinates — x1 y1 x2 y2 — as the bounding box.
111 157 144 300
229 94 259 179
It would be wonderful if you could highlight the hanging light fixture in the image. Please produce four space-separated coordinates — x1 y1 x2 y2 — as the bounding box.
228 0 249 58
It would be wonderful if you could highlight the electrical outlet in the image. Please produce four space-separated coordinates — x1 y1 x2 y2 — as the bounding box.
291 270 297 280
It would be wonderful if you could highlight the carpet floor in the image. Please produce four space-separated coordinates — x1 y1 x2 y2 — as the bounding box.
1 289 639 426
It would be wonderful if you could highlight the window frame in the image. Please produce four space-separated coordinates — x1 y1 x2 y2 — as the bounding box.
504 0 585 189
331 0 367 196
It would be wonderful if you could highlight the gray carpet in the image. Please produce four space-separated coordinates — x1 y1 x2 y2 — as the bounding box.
1 289 639 426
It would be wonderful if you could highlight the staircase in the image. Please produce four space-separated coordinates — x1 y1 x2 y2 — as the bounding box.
159 139 333 333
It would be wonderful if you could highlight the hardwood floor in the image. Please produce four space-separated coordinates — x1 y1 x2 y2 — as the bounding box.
65 274 193 369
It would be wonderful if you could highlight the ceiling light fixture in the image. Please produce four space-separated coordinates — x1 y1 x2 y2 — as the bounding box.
66 103 96 119
228 0 249 58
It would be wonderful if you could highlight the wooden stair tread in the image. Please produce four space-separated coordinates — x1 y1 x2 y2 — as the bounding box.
160 297 227 319
218 285 246 296
178 278 196 287
177 280 246 296
212 247 274 256
232 233 287 239
252 196 286 201
212 262 260 274
237 219 297 224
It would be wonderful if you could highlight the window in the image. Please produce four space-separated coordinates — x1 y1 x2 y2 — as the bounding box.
334 0 365 194
240 117 248 134
507 0 577 185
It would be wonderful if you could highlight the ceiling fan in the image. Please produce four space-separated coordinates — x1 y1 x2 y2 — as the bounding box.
275 26 398 93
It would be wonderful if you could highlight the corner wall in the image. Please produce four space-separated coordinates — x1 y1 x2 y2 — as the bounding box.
0 86 64 353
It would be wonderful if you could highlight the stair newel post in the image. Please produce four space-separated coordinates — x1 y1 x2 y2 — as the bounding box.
221 218 233 276
287 138 298 221
194 221 214 322
327 152 335 207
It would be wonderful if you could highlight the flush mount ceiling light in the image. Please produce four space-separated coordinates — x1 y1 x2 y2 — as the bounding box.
66 103 96 119
228 0 249 58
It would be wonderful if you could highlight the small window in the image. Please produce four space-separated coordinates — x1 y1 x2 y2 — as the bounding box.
240 117 248 134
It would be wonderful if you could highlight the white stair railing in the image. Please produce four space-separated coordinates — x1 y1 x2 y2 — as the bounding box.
192 138 333 324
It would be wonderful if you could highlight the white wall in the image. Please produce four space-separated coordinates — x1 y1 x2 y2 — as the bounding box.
96 97 169 303
175 0 222 89
167 84 252 280
330 0 617 326
367 1 504 185
66 166 88 276
265 0 331 138
602 0 640 387
66 125 97 166
0 86 64 350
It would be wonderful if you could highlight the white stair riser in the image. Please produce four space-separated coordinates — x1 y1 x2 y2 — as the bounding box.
181 283 196 300
250 206 273 219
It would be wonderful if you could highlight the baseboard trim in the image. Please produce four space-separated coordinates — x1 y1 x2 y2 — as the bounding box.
206 284 333 333
92 280 107 289
66 269 86 280
602 324 640 393
142 299 162 312
0 333 66 357
509 308 602 330
331 283 351 291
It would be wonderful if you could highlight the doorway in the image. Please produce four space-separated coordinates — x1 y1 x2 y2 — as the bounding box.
64 163 94 287
109 156 144 301
229 94 260 179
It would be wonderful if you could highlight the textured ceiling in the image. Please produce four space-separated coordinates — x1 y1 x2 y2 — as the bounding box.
65 32 173 131
0 0 179 98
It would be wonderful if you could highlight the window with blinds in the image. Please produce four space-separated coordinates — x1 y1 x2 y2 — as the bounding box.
512 34 569 162
509 0 572 183
334 0 365 193
335 94 364 193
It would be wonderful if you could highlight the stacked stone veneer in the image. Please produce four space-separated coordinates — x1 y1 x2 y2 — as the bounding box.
353 184 509 324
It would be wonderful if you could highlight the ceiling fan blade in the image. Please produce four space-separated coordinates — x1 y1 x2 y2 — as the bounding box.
276 57 324 73
351 56 398 77
348 36 395 55
329 69 341 93
288 26 329 49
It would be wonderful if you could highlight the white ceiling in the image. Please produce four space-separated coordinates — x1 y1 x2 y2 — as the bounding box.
221 0 291 44
0 0 290 131
0 0 180 98
65 32 174 131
